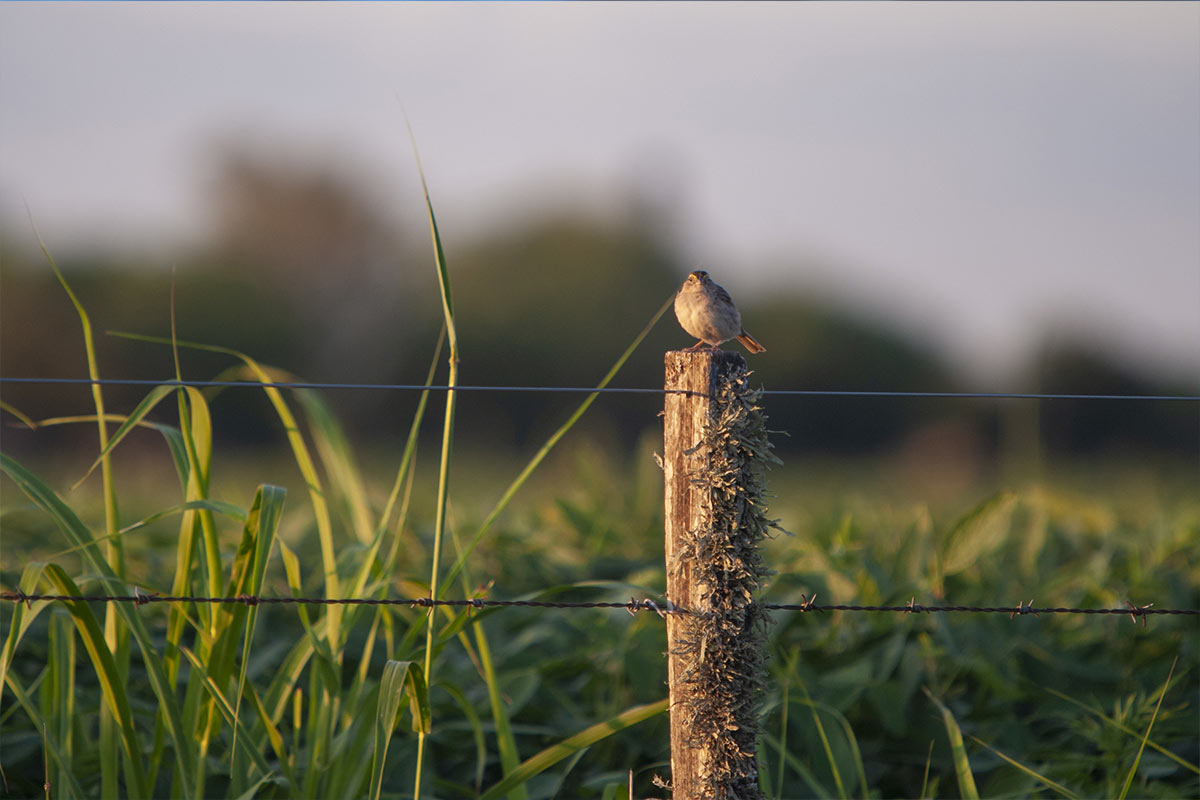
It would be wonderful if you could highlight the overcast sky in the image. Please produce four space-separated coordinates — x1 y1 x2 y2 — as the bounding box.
2 2 1197 384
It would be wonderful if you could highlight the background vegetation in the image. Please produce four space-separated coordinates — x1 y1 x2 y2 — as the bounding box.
1 152 1196 798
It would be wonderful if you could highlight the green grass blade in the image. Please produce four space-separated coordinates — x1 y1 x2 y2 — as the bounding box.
177 646 276 780
370 660 428 800
37 498 246 563
231 773 279 800
71 383 178 490
1 565 54 696
224 486 286 773
164 387 219 691
178 385 222 599
408 121 457 350
796 680 847 799
39 564 149 798
409 120 460 800
116 499 248 534
46 612 77 800
34 222 126 799
923 687 979 800
30 221 121 552
919 739 934 800
1118 656 1179 800
340 330 443 679
825 700 868 797
478 699 669 800
475 620 528 800
0 400 37 429
967 735 1079 799
758 731 832 799
294 388 375 544
243 681 295 788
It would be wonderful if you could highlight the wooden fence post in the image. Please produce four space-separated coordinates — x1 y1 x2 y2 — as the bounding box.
663 349 774 800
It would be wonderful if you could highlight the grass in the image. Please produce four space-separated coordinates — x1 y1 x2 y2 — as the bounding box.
2 183 1197 798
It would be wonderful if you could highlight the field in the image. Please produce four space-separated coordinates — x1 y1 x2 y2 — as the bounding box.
3 422 1197 799
2 206 1197 799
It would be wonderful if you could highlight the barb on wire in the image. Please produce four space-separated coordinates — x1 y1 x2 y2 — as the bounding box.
2 376 1197 402
3 591 1194 624
1010 599 1038 619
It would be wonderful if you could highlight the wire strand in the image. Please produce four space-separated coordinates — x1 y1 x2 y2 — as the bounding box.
2 592 1192 622
2 377 1196 402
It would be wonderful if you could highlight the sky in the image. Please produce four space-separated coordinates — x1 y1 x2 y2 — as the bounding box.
2 2 1197 385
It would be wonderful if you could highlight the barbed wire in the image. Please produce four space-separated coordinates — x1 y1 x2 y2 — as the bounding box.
2 376 1197 402
3 591 1192 625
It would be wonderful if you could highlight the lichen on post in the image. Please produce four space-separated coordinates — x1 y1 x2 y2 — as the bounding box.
663 349 780 799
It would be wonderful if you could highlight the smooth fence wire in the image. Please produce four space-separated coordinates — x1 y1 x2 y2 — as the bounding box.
2 376 1199 402
2 592 1194 625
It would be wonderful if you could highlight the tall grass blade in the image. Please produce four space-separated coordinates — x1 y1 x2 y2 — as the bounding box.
920 739 935 800
475 618 528 800
160 386 218 701
478 699 669 800
39 564 148 798
294 389 375 544
46 612 76 800
1118 656 1179 800
796 680 848 799
370 660 429 800
30 220 121 560
409 120 460 800
758 731 833 799
923 687 979 800
71 383 177 489
224 486 286 773
1 564 54 698
177 646 276 780
243 681 294 788
33 222 126 799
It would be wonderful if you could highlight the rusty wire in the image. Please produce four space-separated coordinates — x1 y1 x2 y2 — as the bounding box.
2 591 1193 625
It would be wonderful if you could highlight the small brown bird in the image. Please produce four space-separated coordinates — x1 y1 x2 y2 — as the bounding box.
673 270 766 353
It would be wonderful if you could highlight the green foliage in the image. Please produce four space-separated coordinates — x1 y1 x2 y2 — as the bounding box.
762 479 1198 799
2 198 1195 799
1 226 675 798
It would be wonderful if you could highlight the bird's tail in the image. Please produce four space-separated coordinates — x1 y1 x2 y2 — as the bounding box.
737 332 766 354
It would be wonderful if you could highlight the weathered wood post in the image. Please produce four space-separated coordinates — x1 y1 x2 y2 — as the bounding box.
663 349 775 800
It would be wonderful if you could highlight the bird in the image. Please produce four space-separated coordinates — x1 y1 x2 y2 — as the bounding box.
673 270 766 354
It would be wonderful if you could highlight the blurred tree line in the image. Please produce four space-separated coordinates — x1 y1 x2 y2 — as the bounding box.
3 149 1195 469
